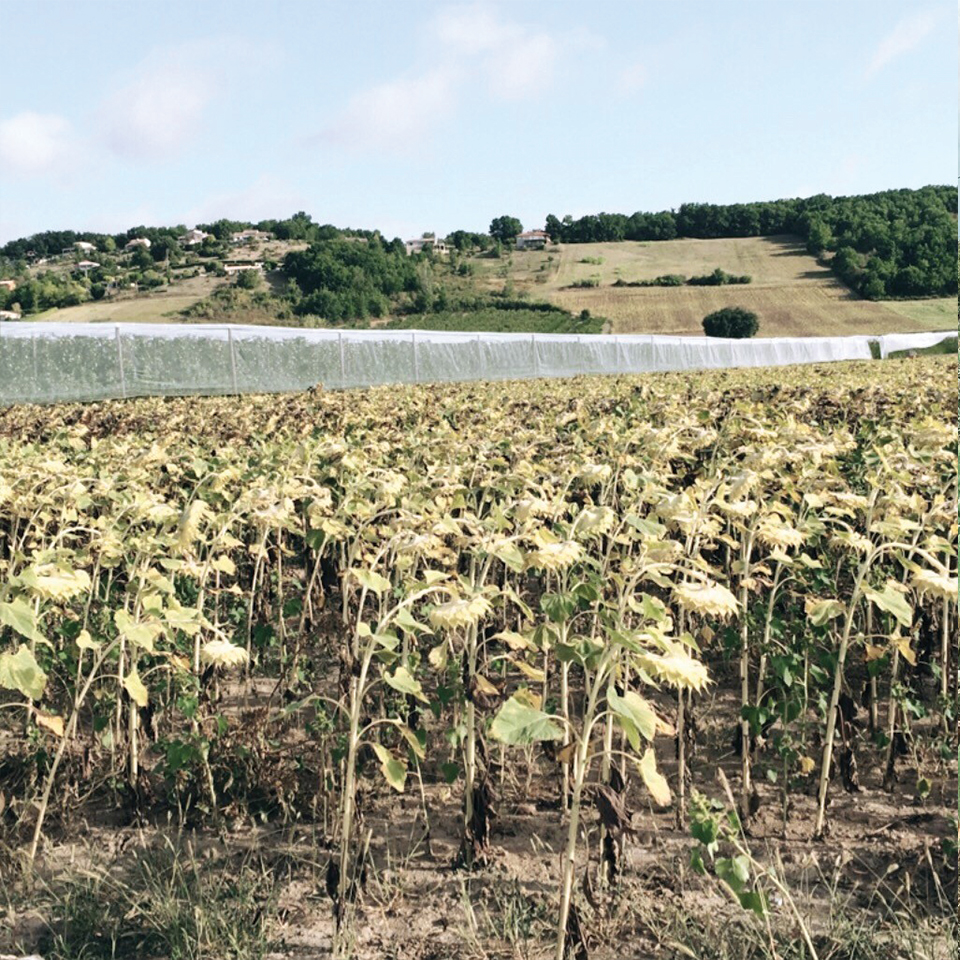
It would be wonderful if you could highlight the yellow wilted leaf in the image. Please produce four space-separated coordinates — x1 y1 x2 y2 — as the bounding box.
123 667 149 707
211 556 237 576
427 641 448 671
0 645 47 700
177 500 209 552
370 742 406 792
798 756 816 775
864 644 887 662
474 674 499 697
114 609 161 652
76 630 100 651
513 687 542 710
514 659 546 683
36 713 64 737
894 635 917 667
636 748 671 806
493 630 529 651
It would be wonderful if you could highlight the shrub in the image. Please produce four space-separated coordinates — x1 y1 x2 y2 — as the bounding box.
235 269 261 290
702 307 759 339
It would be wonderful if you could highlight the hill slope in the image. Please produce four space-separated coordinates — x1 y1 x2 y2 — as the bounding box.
471 235 954 336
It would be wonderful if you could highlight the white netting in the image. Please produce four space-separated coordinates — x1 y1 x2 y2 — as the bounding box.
0 323 954 405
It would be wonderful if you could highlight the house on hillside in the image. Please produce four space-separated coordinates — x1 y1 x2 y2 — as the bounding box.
125 237 152 251
515 230 550 251
74 241 97 254
223 261 264 275
230 229 272 245
76 260 100 274
180 228 210 246
405 234 448 256
0 310 22 321
0 279 16 291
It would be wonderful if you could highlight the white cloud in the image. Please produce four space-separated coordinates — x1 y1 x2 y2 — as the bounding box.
0 112 76 176
99 38 259 160
865 10 938 78
617 63 647 96
317 5 587 152
433 4 561 99
183 174 306 225
489 32 558 100
101 72 212 159
321 67 459 150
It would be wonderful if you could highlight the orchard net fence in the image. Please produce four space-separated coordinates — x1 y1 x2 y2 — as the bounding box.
0 322 954 406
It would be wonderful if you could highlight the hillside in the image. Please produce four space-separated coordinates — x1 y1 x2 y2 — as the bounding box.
469 235 956 336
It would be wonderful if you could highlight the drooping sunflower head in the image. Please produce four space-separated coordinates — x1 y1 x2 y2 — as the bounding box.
912 569 958 601
673 581 739 620
428 594 492 630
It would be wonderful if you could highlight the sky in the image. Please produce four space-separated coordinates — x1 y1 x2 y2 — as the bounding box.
0 0 955 243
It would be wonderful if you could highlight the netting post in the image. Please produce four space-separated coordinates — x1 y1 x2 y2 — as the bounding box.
476 334 482 379
115 325 127 399
338 332 346 388
531 334 538 378
412 332 419 383
227 326 238 394
577 334 584 376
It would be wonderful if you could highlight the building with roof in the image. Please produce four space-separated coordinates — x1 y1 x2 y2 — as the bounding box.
515 230 550 250
405 234 448 256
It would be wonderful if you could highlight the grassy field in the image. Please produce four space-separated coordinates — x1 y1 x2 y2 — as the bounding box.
472 236 954 337
28 275 221 324
881 296 957 327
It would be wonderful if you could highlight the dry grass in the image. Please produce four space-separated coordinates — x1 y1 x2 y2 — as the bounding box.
880 297 956 328
29 275 222 324
475 236 952 337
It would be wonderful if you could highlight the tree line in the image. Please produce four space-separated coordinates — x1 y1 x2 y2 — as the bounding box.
542 186 956 299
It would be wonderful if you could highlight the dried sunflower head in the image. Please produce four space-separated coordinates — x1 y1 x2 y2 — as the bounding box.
527 539 583 572
673 581 739 620
579 463 612 485
756 516 804 550
912 569 958 601
201 639 249 668
428 595 492 630
573 505 615 538
25 564 92 601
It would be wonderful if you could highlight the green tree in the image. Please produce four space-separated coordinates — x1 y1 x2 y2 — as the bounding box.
489 216 523 244
235 268 262 290
130 245 153 271
702 307 759 339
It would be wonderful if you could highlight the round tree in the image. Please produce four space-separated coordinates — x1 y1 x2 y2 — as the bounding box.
702 306 759 339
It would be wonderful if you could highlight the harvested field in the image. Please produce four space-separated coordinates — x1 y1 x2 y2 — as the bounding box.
477 236 953 337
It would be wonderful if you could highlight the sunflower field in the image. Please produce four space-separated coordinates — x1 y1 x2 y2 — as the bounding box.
0 356 956 960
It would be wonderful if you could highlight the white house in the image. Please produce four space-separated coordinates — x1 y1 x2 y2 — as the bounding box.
405 234 448 256
125 237 152 251
223 261 264 275
74 241 97 253
76 260 101 274
0 279 16 291
0 310 21 321
230 229 272 244
180 229 210 246
515 230 550 250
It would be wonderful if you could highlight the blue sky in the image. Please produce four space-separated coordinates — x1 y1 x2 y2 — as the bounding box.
0 0 955 243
